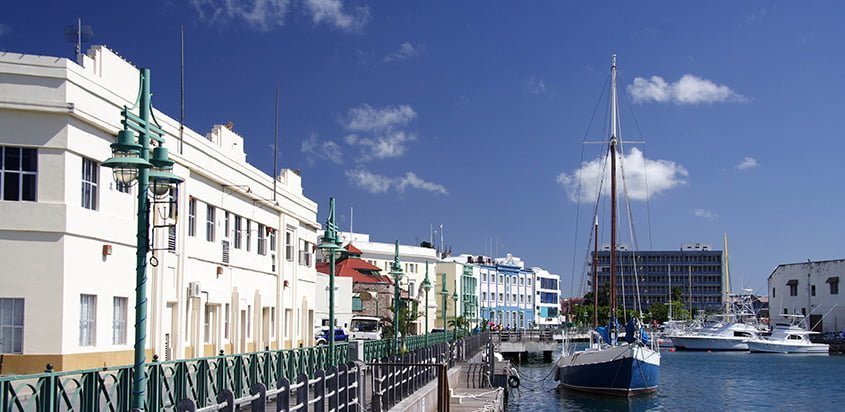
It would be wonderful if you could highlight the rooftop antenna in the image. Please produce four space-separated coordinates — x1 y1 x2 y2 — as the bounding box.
64 18 93 62
179 26 184 155
273 84 279 201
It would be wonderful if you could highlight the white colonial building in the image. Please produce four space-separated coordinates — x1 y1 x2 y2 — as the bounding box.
768 259 845 332
0 46 323 374
335 232 439 334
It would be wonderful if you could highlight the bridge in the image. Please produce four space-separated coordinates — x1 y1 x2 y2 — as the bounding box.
490 329 592 362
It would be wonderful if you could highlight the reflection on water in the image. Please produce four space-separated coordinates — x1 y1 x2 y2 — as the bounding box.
507 348 845 411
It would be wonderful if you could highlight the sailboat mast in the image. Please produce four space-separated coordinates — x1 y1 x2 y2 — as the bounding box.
593 216 599 328
609 54 619 324
668 263 672 321
723 233 731 313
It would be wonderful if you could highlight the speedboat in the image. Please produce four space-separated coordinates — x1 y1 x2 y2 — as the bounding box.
669 320 761 351
746 315 829 354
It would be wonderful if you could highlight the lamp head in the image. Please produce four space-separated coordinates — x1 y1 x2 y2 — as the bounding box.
103 130 151 185
148 147 183 197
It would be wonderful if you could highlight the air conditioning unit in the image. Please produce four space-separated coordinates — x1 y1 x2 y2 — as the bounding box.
188 282 201 298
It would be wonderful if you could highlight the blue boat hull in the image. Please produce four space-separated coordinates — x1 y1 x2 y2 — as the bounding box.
558 353 659 395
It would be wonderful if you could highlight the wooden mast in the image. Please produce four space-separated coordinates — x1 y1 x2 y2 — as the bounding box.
593 216 599 328
609 54 619 330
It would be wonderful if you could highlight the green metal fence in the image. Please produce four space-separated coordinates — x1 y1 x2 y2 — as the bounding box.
0 343 348 411
361 330 470 362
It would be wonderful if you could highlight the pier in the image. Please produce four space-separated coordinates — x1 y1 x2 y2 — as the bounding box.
490 330 564 362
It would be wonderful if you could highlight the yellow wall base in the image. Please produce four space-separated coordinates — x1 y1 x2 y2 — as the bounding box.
0 349 154 375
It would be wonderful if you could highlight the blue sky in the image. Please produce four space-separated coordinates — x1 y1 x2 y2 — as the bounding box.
2 1 844 297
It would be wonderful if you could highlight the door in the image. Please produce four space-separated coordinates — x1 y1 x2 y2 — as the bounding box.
809 314 823 332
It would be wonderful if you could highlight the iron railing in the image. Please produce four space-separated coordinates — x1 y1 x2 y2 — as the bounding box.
0 343 348 411
361 330 470 362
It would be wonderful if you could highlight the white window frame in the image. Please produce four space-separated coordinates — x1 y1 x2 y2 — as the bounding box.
80 294 97 346
234 216 242 249
0 298 24 354
206 204 216 242
258 224 267 255
81 157 99 210
0 146 38 201
112 297 127 345
285 230 294 261
188 198 197 237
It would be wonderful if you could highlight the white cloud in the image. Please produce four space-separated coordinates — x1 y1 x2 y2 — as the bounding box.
0 24 11 37
189 0 368 32
525 76 547 95
303 0 370 31
345 169 447 195
694 208 718 220
556 148 688 203
344 131 415 161
736 156 758 170
345 169 392 193
301 134 343 164
344 104 417 132
397 172 448 195
627 74 746 104
384 42 421 62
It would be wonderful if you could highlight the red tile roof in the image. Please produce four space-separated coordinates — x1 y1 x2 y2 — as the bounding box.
316 257 392 284
343 243 363 256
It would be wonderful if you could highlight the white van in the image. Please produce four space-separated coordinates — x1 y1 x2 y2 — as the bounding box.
350 316 382 340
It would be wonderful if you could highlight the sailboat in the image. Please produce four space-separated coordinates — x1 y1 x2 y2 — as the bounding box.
554 55 660 395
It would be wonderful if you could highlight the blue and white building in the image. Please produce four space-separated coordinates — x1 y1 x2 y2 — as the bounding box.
532 267 561 328
477 254 534 329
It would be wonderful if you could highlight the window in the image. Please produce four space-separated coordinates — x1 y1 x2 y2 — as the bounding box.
0 298 24 354
204 305 215 343
482 273 487 282
772 288 775 298
299 239 312 266
234 216 242 249
811 285 816 296
246 220 252 252
188 198 197 237
224 212 230 238
206 205 216 242
1 146 37 201
258 224 267 255
482 292 487 301
269 228 276 252
81 157 99 210
224 303 230 339
352 296 363 311
285 230 294 261
80 294 97 346
112 297 127 345
830 278 840 295
788 280 798 296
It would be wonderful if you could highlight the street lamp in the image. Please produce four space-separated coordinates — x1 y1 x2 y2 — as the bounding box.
102 68 183 411
452 281 459 336
422 262 432 345
440 273 448 333
317 198 344 365
388 241 404 354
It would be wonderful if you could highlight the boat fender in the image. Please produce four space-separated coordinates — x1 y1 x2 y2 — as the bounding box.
508 375 520 388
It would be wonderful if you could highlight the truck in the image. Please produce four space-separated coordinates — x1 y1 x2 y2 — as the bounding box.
349 316 382 340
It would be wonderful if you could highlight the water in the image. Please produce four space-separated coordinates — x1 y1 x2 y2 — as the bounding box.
507 349 845 411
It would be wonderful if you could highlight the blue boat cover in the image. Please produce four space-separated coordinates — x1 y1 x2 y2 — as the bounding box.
596 326 611 345
625 319 637 343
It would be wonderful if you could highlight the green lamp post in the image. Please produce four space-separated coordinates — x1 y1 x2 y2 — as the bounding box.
317 198 344 366
389 241 404 354
452 281 459 337
440 273 448 334
102 68 183 411
421 262 432 345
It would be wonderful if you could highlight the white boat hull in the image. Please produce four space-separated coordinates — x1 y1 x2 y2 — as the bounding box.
670 335 748 351
747 340 829 354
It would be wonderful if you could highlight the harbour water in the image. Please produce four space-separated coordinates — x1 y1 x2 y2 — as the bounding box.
507 349 845 411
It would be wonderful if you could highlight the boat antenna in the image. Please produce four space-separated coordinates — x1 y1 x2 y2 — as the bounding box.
610 53 619 335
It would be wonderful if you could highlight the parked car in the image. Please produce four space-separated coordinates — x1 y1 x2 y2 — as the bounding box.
315 327 349 345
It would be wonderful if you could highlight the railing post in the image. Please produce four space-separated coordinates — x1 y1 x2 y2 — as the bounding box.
337 364 347 410
249 382 266 412
248 353 259 388
36 363 55 412
264 346 273 388
216 349 227 394
313 369 326 411
174 361 188 406
275 376 290 412
371 363 382 412
327 365 339 411
295 373 309 410
118 364 132 411
233 355 244 398
147 355 162 411
197 358 209 407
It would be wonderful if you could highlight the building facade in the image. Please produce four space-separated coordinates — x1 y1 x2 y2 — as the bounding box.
434 259 480 331
477 254 535 329
767 259 845 332
592 243 725 312
0 46 321 374
532 267 561 328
